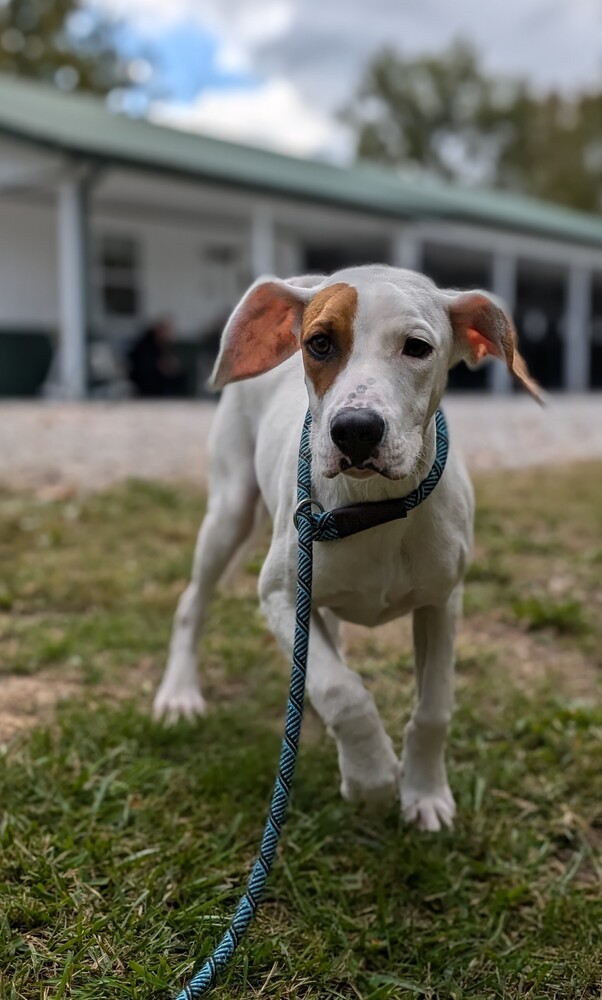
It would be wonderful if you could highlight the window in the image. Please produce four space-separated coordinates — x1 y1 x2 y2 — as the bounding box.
199 243 243 304
96 235 141 318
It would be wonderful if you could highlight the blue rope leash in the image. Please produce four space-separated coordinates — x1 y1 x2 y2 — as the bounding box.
175 408 449 998
174 417 315 1000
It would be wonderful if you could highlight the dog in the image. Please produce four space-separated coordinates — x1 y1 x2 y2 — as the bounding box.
153 265 541 832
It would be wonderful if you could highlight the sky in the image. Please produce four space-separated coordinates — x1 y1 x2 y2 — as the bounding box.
89 0 602 162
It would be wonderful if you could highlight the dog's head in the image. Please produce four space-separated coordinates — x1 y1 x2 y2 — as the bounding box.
211 265 542 482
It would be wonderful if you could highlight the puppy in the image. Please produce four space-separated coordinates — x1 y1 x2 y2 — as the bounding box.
154 265 540 831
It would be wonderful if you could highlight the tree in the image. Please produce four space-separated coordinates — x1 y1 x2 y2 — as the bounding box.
345 43 602 213
0 0 132 95
493 87 602 213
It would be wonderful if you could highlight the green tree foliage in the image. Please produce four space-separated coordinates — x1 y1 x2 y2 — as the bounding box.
346 43 602 213
0 0 131 94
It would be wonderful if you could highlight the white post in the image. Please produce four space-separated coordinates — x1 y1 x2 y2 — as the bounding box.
489 252 516 394
391 226 422 271
564 265 592 392
58 174 88 398
251 203 276 278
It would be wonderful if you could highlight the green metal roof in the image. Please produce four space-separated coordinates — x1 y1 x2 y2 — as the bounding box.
1 73 602 250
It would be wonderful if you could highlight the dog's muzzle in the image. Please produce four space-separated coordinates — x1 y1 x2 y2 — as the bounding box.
330 407 385 467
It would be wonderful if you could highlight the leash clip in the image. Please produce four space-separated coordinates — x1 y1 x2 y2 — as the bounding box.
293 497 324 529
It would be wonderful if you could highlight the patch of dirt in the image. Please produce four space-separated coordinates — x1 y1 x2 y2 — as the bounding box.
0 672 79 742
1 398 601 492
0 658 158 743
344 614 600 701
1 613 598 744
459 616 600 699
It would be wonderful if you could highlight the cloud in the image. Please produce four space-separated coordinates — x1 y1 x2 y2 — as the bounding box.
246 0 602 105
92 0 602 95
88 0 293 44
90 0 602 158
150 76 353 160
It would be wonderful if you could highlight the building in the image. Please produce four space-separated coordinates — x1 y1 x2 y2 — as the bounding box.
0 73 601 398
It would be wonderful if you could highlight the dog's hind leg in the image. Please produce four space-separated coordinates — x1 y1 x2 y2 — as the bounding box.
154 399 259 723
401 586 461 832
219 498 267 589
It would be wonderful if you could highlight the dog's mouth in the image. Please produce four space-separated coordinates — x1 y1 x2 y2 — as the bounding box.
344 468 379 480
339 459 391 480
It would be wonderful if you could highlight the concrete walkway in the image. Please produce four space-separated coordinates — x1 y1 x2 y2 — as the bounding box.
0 395 600 493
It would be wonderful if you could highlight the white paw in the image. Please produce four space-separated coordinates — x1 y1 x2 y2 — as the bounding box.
341 770 399 807
401 783 456 832
152 685 207 724
339 754 400 808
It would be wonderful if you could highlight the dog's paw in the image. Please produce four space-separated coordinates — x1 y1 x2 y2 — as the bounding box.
152 685 207 724
341 772 399 808
340 757 400 808
401 784 456 832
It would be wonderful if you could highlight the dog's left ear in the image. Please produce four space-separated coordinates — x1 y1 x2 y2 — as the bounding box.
210 275 323 390
446 290 544 404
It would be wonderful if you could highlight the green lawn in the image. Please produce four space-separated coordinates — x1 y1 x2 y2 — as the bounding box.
0 466 601 1000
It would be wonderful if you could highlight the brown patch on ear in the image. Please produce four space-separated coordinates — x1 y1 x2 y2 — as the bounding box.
450 292 544 405
507 345 543 403
210 280 304 389
300 283 358 398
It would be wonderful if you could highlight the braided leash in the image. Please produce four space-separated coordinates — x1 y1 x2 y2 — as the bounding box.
174 413 316 1000
175 408 449 998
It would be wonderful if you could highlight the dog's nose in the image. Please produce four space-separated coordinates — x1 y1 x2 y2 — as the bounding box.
330 407 385 465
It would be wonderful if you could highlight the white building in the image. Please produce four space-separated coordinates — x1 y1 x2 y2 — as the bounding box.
0 74 601 398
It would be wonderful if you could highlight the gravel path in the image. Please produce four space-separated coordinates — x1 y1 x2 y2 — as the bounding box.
1 395 601 493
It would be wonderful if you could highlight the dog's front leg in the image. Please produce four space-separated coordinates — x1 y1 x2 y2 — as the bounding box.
259 573 399 807
401 587 461 832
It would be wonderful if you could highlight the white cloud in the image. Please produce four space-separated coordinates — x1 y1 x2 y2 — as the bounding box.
92 0 602 94
86 0 199 30
213 39 250 75
88 0 294 42
150 77 353 161
91 0 602 158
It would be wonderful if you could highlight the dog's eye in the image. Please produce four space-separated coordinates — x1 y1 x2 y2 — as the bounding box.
306 333 333 359
403 337 433 359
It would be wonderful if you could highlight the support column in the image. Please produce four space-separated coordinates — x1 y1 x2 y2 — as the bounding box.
58 174 89 399
564 265 592 391
391 226 422 271
489 252 516 394
250 203 276 279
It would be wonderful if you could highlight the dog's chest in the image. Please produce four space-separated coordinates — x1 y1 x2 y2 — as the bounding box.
310 527 428 627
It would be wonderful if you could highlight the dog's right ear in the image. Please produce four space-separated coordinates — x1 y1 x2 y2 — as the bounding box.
210 276 323 389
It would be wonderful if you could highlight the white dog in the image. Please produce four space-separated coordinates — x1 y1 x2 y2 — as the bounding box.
154 265 541 832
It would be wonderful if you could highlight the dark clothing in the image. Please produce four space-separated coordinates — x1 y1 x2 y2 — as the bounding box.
128 328 186 398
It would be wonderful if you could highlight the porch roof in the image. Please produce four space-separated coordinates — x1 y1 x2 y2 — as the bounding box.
1 74 602 250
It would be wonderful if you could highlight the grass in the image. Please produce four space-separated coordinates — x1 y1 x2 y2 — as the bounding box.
510 595 592 636
0 465 601 999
